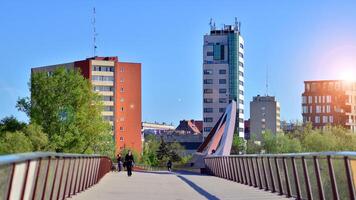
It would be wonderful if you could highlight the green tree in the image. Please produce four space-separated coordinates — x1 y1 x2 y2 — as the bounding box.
0 116 26 133
23 123 49 151
231 134 245 154
141 135 160 166
17 67 113 154
0 131 33 154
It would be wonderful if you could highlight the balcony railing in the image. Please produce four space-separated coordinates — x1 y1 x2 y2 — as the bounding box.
0 152 112 200
204 152 356 200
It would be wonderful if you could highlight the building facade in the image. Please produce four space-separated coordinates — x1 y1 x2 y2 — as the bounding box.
250 95 281 141
202 21 245 138
32 56 142 153
302 80 356 132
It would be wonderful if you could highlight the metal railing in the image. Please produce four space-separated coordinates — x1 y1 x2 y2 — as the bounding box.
204 152 356 200
0 152 112 200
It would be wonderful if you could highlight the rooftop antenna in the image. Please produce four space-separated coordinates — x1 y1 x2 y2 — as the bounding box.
235 17 241 32
209 18 216 31
92 7 98 57
266 65 269 96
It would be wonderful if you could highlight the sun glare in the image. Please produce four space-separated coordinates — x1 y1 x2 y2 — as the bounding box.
339 67 356 81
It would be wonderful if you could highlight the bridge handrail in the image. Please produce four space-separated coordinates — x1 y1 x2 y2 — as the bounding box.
0 152 112 200
204 152 356 199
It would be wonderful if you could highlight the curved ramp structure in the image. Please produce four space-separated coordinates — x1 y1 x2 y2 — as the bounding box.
191 100 237 168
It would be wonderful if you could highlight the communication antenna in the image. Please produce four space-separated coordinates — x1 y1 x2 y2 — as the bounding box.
92 7 98 57
266 65 269 96
235 17 241 32
209 18 216 31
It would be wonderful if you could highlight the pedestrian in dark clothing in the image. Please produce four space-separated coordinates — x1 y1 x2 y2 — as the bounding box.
117 153 123 172
167 160 172 172
125 150 135 176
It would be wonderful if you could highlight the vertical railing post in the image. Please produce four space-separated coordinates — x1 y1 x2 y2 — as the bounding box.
261 157 269 190
50 157 60 200
68 158 77 197
62 158 72 199
291 157 301 199
268 157 276 193
31 158 42 200
327 156 339 200
56 158 66 200
251 157 257 187
41 157 51 200
247 157 252 186
283 157 291 198
20 160 30 200
313 156 325 200
274 157 283 195
241 157 248 185
344 156 355 200
256 157 263 189
302 156 313 200
238 157 245 184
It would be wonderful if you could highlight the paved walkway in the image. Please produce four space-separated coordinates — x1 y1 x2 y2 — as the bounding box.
71 171 290 200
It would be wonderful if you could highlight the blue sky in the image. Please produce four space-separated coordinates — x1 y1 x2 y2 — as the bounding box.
0 0 356 125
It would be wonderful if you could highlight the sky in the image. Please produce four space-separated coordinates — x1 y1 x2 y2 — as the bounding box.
0 0 356 125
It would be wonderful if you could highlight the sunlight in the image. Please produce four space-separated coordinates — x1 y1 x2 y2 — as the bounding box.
339 67 356 81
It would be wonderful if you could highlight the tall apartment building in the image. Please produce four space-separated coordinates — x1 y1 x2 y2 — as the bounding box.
250 95 281 141
302 80 356 132
31 56 142 153
202 20 245 138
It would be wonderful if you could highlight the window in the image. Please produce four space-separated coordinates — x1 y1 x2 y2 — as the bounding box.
315 116 320 123
120 136 124 141
219 108 225 113
120 78 124 83
103 116 114 121
315 96 318 103
204 127 212 132
309 106 313 113
92 66 114 72
239 90 244 95
329 116 333 123
204 69 213 75
213 44 224 60
219 88 227 94
239 52 244 58
120 87 124 92
219 98 227 103
239 71 244 77
120 67 125 72
240 43 244 49
302 106 308 113
316 105 321 113
102 96 114 101
322 96 325 103
219 79 226 84
93 86 113 92
239 128 244 133
326 105 331 113
204 108 213 113
326 96 332 103
204 98 213 103
239 81 244 86
239 118 244 123
239 109 244 114
204 79 213 84
207 51 213 56
92 75 114 82
308 96 313 104
322 116 328 123
204 89 213 94
121 107 124 111
120 127 124 131
302 96 307 104
219 69 226 74
204 117 213 122
103 106 114 111
239 99 244 104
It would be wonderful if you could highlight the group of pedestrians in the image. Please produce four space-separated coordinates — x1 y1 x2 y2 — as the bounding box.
116 150 135 177
116 150 174 176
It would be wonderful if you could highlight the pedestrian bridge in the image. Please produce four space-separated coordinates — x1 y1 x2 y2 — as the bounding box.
1 152 356 200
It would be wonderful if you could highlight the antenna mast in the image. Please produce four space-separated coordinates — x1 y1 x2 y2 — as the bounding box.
92 7 98 57
266 65 269 96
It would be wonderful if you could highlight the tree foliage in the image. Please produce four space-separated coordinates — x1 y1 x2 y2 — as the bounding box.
16 67 113 155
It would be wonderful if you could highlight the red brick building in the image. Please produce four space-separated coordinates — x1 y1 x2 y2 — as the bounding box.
32 56 142 153
302 80 356 132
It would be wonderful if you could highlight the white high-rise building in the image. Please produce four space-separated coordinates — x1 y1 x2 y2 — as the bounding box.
203 20 245 138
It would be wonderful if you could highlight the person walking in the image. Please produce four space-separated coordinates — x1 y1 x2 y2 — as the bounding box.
124 150 135 176
167 160 172 172
116 153 123 172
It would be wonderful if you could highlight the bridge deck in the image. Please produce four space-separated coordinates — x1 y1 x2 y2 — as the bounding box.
71 170 290 200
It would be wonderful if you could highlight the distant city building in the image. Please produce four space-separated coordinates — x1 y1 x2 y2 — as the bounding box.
32 56 142 153
302 80 356 132
281 120 303 133
175 120 203 134
203 20 245 138
157 133 203 156
250 95 281 141
142 122 175 135
244 119 250 140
